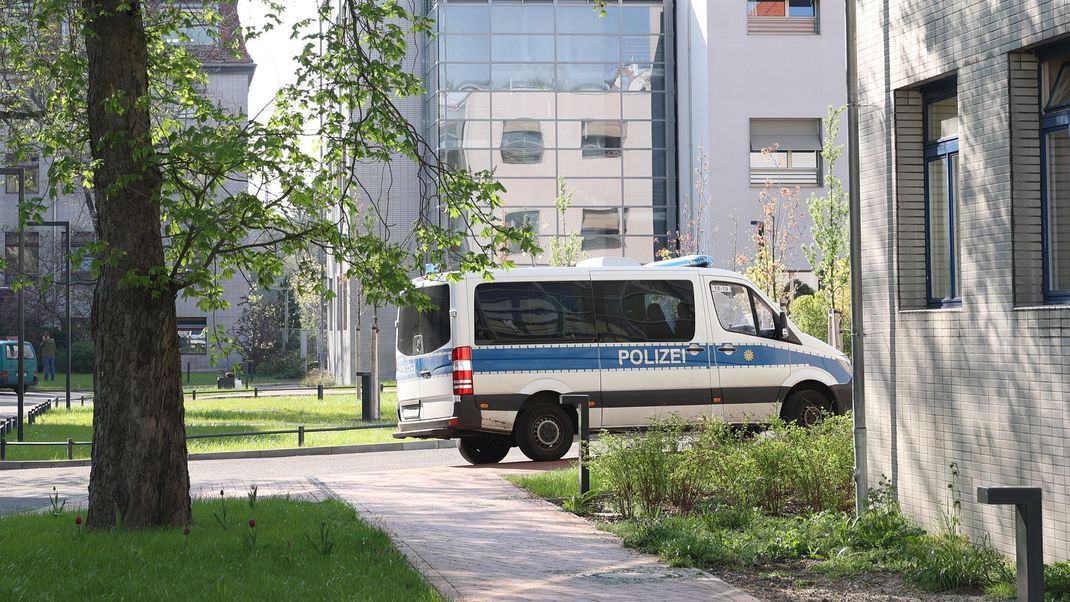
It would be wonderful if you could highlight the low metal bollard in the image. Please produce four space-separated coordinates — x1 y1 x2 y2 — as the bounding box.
317 384 323 400
1 437 5 461
66 438 74 460
977 486 1043 602
192 390 197 401
80 396 85 407
298 425 305 447
559 394 590 495
254 387 259 398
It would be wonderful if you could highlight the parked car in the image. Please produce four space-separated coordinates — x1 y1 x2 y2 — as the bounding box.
0 340 37 392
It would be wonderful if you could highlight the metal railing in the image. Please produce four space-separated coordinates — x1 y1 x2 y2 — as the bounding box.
184 384 364 401
0 421 396 461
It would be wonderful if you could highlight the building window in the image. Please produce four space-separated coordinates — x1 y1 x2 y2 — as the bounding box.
581 120 624 158
4 155 40 194
747 0 818 34
70 232 95 282
500 120 544 164
923 84 960 307
4 231 39 284
164 2 216 46
177 317 208 355
749 118 821 186
1042 50 1070 302
505 210 539 252
579 208 621 250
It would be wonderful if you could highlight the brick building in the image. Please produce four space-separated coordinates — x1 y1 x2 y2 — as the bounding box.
857 1 1070 559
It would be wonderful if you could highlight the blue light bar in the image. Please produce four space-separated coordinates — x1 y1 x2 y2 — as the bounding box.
644 254 715 268
424 263 440 274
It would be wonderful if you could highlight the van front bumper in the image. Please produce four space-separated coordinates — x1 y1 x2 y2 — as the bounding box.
392 396 482 439
831 383 853 414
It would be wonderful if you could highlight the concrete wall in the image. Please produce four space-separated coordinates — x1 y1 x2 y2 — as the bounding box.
679 0 848 270
858 0 1070 561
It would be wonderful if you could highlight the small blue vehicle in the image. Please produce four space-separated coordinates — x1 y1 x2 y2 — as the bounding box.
0 341 37 392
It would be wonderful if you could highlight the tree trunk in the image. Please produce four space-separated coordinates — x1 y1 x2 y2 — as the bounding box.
83 0 191 530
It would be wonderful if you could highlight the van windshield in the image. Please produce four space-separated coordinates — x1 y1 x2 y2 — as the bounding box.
397 284 451 357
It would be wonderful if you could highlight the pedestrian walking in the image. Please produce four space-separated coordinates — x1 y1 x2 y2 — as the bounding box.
40 332 56 382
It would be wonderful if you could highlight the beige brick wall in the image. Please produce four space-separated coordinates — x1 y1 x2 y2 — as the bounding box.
858 0 1070 560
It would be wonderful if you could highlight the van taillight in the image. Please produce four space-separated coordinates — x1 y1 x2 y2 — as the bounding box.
0 370 6 380
452 346 473 395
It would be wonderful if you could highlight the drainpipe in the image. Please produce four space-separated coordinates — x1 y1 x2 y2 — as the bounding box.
845 0 868 516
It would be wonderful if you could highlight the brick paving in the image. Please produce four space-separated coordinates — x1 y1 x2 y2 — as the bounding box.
324 465 758 602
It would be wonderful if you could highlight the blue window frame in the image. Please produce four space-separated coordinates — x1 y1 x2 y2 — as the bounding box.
923 86 960 308
1041 50 1070 303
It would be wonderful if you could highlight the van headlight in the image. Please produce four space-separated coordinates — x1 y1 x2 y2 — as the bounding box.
837 355 852 373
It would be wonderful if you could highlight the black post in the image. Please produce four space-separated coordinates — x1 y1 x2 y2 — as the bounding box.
977 486 1043 602
254 387 259 398
298 425 305 447
63 223 70 410
66 438 74 460
186 361 191 384
317 384 323 400
80 395 84 407
16 170 25 442
360 372 373 422
192 390 196 401
1 437 5 460
559 394 590 495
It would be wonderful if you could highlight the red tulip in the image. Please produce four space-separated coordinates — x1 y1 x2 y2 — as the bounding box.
75 516 82 526
248 519 256 528
183 527 190 536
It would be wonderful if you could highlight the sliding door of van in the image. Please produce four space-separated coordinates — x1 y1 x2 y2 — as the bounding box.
593 276 715 428
705 279 791 423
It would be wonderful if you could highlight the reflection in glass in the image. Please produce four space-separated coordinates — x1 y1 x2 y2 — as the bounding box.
926 96 958 141
491 4 555 33
442 5 490 33
556 5 620 34
582 120 624 158
557 36 621 63
789 0 816 17
622 5 663 34
557 64 621 92
621 36 664 64
1046 128 1070 292
492 93 555 120
499 120 545 164
558 92 621 120
443 35 490 62
492 63 555 91
927 159 952 301
444 64 490 91
491 35 554 63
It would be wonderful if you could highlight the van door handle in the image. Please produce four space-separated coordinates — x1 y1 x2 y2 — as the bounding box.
686 343 704 354
419 370 432 378
717 344 736 354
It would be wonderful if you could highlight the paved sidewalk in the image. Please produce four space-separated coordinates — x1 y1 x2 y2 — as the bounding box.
324 465 757 602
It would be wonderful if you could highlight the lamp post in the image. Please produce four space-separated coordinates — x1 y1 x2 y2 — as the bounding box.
38 220 71 410
0 166 26 442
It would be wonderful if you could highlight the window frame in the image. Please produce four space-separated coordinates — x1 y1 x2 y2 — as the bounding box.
473 280 597 346
745 0 819 34
922 85 961 308
709 281 789 341
592 279 696 344
1040 47 1070 304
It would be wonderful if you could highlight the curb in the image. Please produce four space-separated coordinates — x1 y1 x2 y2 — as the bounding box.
0 439 458 470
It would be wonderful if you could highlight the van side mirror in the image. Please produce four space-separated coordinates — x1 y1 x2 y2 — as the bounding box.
778 311 789 340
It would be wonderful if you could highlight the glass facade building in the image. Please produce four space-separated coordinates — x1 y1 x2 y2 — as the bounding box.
424 0 676 262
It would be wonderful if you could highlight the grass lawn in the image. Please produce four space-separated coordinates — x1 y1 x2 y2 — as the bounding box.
33 372 299 391
0 497 441 601
4 392 402 461
505 465 609 499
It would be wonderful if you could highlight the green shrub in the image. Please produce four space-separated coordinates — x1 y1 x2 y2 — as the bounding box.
909 533 1012 592
55 340 95 373
301 368 335 388
258 350 304 379
1047 562 1070 602
592 418 703 518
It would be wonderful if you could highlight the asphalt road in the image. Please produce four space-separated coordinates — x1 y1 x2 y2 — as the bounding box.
0 390 65 421
0 444 579 515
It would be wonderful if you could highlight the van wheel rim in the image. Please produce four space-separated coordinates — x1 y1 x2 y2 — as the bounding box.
532 416 561 448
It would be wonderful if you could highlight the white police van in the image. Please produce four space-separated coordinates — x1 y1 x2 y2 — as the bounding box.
394 255 852 465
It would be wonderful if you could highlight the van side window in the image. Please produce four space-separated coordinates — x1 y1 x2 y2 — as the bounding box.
711 282 779 339
474 281 596 345
594 280 695 343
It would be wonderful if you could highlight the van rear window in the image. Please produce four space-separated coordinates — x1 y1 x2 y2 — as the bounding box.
474 281 596 345
397 285 451 357
4 344 35 360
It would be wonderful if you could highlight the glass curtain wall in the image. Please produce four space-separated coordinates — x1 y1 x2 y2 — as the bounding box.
425 0 676 263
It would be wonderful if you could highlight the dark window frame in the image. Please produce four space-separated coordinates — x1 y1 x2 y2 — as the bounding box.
1040 47 1070 304
922 83 961 308
473 280 597 346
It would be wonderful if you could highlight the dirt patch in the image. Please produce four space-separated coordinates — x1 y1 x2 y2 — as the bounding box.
717 560 989 602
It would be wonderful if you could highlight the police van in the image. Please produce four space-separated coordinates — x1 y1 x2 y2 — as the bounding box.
393 255 852 465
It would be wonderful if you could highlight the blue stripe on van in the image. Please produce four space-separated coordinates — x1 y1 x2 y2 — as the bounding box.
396 350 452 382
471 346 601 373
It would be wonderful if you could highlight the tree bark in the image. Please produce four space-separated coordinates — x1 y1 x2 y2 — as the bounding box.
83 0 191 530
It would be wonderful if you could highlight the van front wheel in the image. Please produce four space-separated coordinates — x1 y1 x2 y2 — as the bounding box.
784 389 831 427
515 403 572 462
457 436 511 465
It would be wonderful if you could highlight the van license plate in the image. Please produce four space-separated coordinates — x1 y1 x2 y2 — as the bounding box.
401 405 420 420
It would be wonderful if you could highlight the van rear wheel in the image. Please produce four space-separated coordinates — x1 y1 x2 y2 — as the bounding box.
457 436 511 465
784 389 831 427
515 403 572 462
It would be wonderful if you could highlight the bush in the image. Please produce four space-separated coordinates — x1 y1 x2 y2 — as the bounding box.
1047 562 1070 602
55 340 95 373
592 418 702 518
909 533 1012 592
257 350 304 379
301 368 335 388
